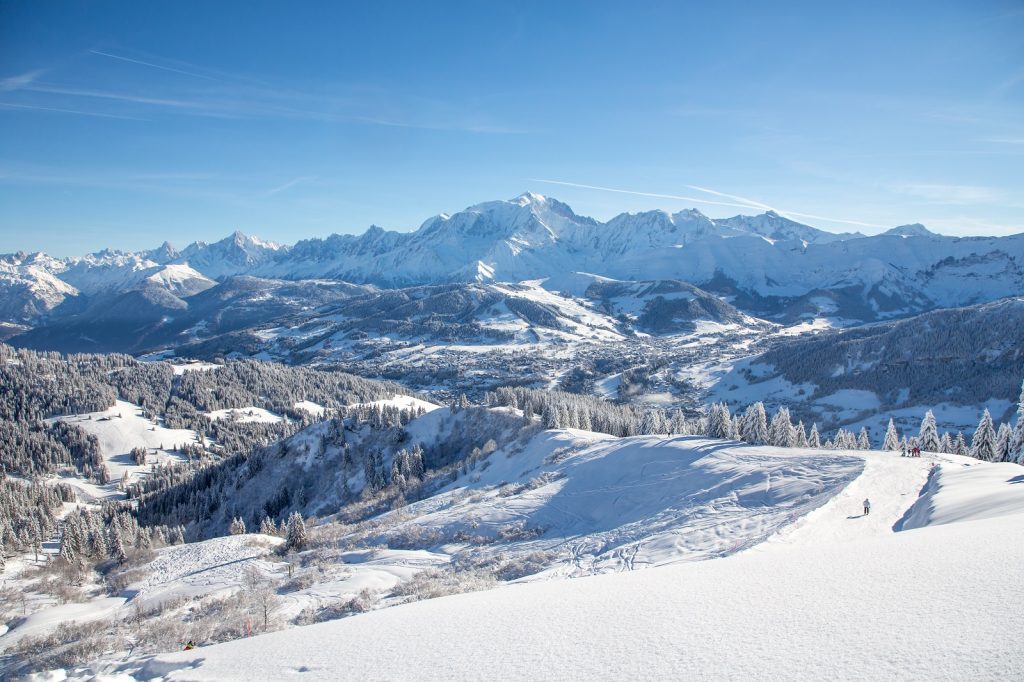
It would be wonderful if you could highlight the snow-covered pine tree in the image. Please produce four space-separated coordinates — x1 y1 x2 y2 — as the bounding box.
808 423 821 448
742 403 769 445
795 421 808 448
1010 380 1024 465
954 432 968 456
857 427 871 450
939 432 953 454
707 403 732 440
286 512 307 551
995 423 1012 462
260 516 278 536
883 419 900 451
768 407 794 447
971 409 998 461
108 522 125 561
919 410 941 452
230 517 247 535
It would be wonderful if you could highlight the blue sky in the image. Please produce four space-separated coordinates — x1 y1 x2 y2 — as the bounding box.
1 0 1022 255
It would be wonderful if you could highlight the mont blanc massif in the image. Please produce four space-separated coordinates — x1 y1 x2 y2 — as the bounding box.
2 193 1023 679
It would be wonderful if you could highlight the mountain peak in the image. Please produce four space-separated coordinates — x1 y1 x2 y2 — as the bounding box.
515 191 548 206
884 223 936 238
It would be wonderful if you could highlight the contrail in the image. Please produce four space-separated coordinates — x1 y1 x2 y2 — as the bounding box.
529 178 886 229
90 50 221 81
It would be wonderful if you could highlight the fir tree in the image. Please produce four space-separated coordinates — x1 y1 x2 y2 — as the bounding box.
286 512 307 551
883 419 900 451
857 427 871 450
707 403 732 440
995 423 1012 462
954 432 968 456
742 403 769 445
808 423 821 448
109 523 127 563
769 407 794 447
1010 380 1024 465
971 409 998 461
919 410 940 453
229 517 247 535
794 421 808 448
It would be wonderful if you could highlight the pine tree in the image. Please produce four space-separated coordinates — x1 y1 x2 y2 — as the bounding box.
230 517 247 535
794 421 808 448
260 517 278 536
286 512 307 551
919 410 940 452
59 525 77 564
808 423 821 448
971 409 998 461
954 432 968 456
1010 380 1024 464
109 523 127 563
938 432 953 454
882 419 900 451
857 427 871 450
995 423 1012 462
769 407 794 447
742 403 769 445
707 403 732 440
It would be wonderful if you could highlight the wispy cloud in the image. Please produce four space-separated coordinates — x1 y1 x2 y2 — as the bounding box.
684 185 775 212
530 179 885 229
982 136 1024 146
89 50 221 81
893 183 1000 205
25 83 238 117
266 176 316 195
0 101 149 121
0 70 45 92
527 179 761 212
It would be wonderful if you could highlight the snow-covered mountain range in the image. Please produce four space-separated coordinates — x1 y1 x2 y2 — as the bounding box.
4 192 1023 327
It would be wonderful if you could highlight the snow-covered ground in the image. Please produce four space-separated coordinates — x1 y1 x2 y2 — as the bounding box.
12 424 1024 680
49 400 198 499
100 447 1024 681
205 407 283 424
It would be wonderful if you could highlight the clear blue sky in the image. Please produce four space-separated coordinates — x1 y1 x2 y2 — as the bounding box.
1 0 1022 255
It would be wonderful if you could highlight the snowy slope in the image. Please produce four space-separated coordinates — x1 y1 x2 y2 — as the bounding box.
49 400 197 498
897 459 1024 530
122 492 1024 681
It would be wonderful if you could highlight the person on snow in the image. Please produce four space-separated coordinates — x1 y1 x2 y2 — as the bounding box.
184 640 195 651
863 498 871 516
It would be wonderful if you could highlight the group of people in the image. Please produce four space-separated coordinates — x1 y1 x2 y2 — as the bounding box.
902 444 922 457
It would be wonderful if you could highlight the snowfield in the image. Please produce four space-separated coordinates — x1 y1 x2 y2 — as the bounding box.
49 400 197 498
16 427 1024 680
116 457 1024 681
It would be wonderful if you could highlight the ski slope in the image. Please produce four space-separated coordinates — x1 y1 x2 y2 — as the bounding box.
124 486 1024 681
19 435 1024 680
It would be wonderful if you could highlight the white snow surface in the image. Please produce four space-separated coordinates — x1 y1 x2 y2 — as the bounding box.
124 487 1024 681
204 407 283 424
49 400 197 497
129 535 286 609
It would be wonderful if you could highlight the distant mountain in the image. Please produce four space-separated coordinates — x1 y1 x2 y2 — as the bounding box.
4 193 1023 328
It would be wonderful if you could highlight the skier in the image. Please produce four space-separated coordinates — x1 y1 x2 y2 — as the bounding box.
863 498 871 516
183 640 195 651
